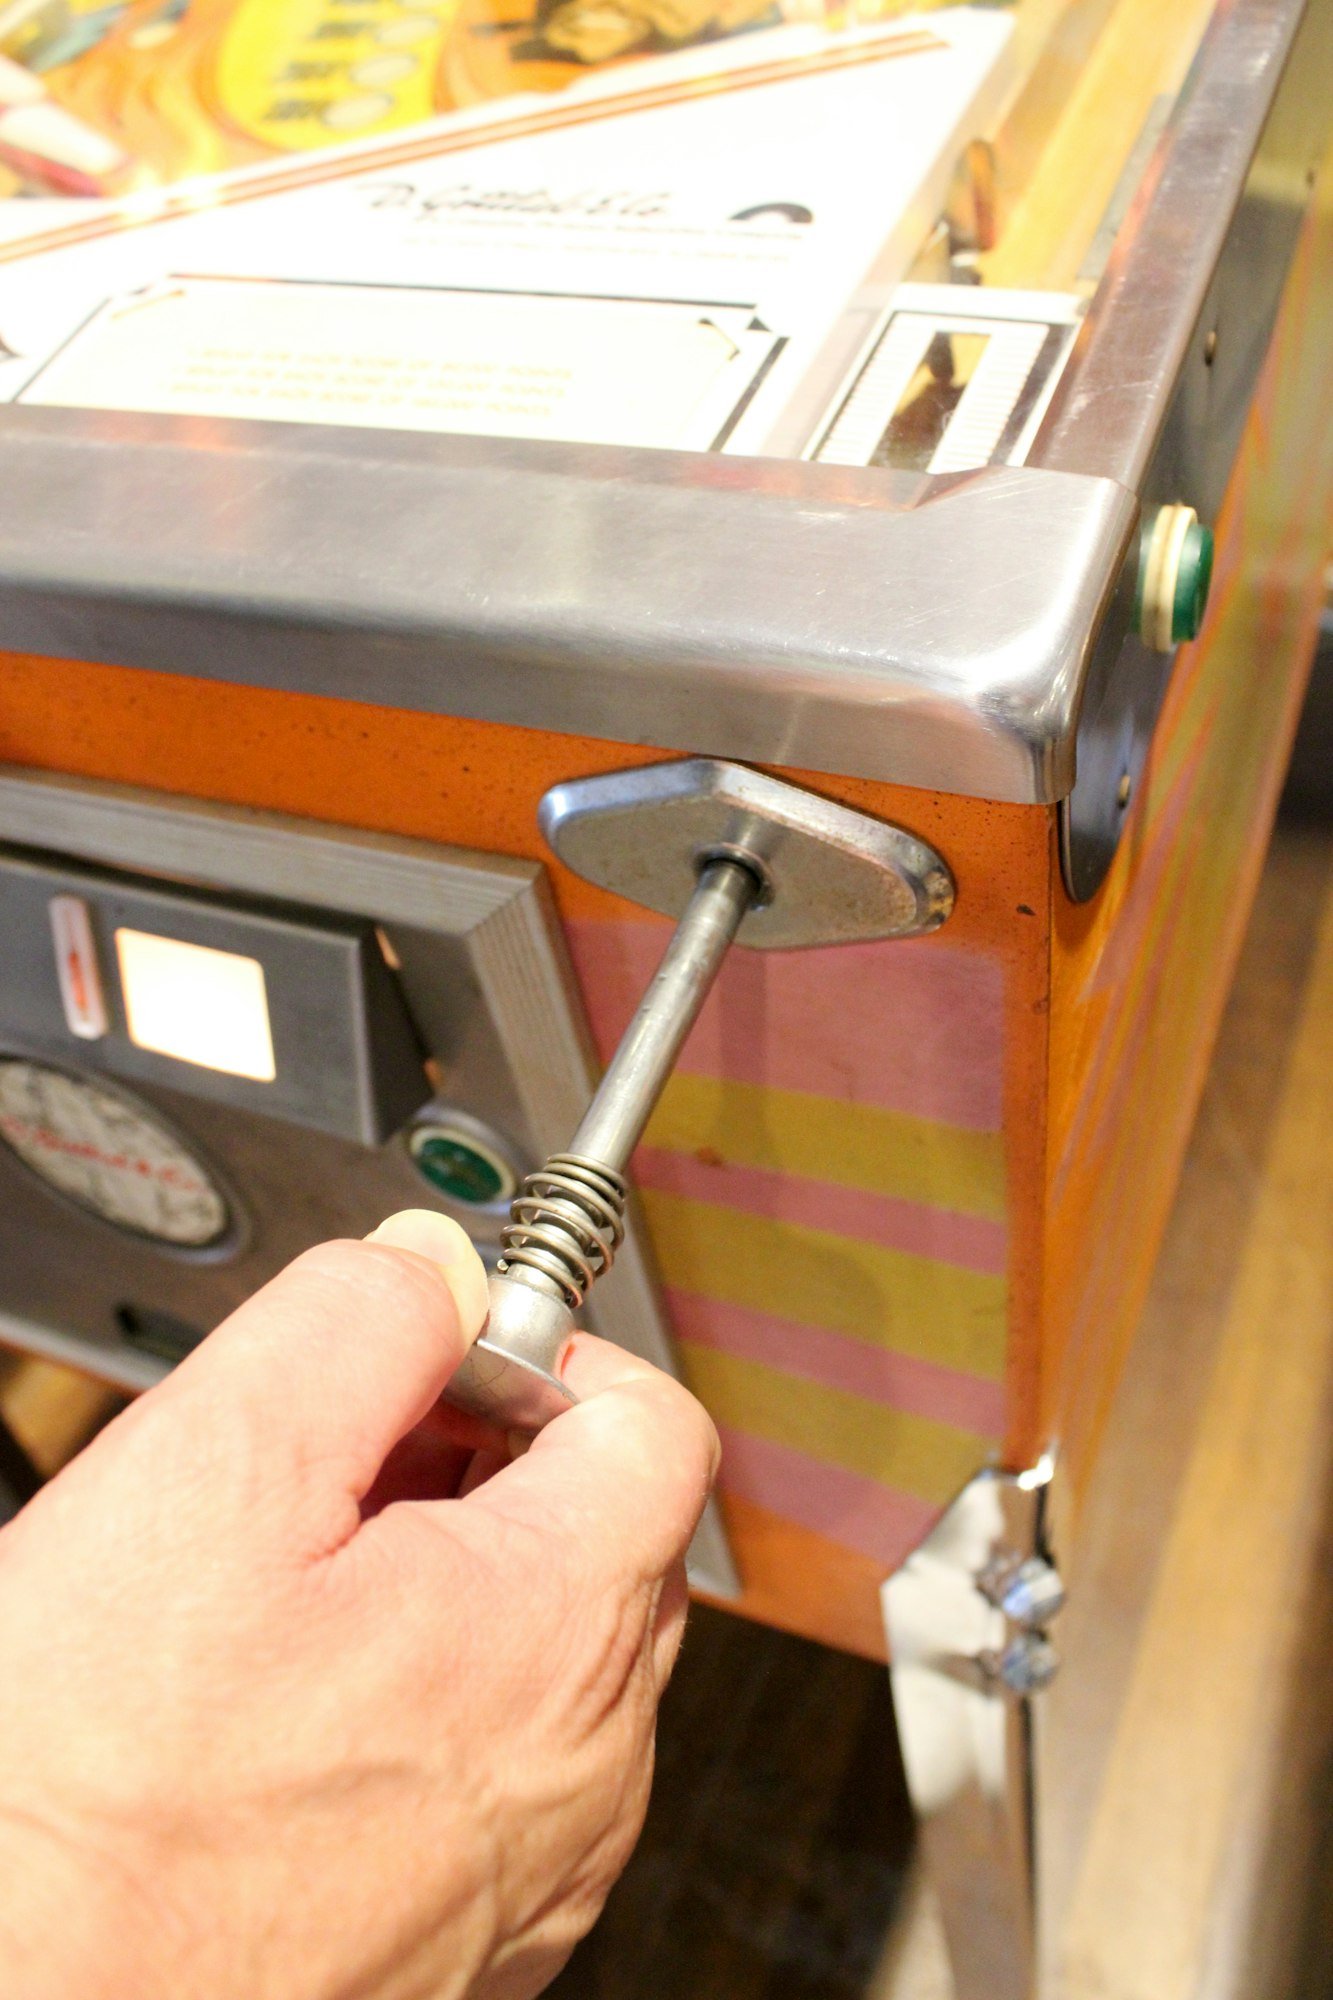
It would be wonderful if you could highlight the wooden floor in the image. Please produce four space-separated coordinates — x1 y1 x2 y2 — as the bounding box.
1037 819 1333 2000
4 818 1333 2000
546 1611 914 2000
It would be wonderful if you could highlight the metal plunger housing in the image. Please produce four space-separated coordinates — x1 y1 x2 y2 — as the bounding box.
443 757 954 1431
445 857 763 1429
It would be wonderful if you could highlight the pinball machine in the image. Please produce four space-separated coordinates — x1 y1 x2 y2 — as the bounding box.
0 1 1330 1992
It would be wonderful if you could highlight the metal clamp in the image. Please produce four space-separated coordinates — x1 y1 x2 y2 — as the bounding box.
445 758 953 1428
882 1461 1063 2000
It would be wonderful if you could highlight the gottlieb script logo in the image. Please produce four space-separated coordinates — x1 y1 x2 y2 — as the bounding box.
359 181 674 221
356 182 815 227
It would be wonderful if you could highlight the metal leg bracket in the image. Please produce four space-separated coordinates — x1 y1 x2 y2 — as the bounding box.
882 1461 1064 2000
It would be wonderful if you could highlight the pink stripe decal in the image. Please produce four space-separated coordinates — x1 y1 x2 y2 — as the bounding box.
638 1146 1006 1275
716 1425 937 1570
566 919 1003 1130
670 1290 1005 1435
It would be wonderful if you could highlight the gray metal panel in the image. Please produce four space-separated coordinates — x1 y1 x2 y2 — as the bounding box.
0 407 1134 805
0 766 738 1594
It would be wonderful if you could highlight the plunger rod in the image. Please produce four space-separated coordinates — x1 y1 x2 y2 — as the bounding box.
444 854 763 1429
570 856 762 1173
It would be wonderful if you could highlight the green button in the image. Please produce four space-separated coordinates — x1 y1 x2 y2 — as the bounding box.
411 1130 508 1206
1172 520 1214 643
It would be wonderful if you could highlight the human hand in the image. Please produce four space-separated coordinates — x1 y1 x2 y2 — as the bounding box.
0 1211 718 2000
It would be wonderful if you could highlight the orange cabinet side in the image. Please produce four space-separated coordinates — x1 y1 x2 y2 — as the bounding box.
0 660 1052 1658
1039 152 1333 1509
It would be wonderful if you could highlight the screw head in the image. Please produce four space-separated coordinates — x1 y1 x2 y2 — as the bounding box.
977 1552 1066 1628
996 1633 1061 1695
998 1555 1066 1628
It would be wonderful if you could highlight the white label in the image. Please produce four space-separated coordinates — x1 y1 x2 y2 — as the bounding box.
22 279 778 450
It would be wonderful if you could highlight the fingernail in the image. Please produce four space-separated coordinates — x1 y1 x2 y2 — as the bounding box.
365 1210 489 1345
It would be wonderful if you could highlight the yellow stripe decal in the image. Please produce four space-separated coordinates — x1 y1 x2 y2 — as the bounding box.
644 1190 1006 1380
644 1073 1005 1221
681 1344 993 1507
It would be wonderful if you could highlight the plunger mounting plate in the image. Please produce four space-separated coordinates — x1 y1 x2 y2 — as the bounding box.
539 759 954 949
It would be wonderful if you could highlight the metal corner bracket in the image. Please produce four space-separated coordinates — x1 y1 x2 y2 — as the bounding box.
882 1457 1063 2000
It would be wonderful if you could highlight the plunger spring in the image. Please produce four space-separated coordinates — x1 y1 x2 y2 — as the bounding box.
497 1153 627 1309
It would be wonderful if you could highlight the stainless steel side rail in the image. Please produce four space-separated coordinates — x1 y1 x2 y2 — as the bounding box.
1036 0 1327 510
0 1 1324 900
0 412 1133 810
1033 0 1332 895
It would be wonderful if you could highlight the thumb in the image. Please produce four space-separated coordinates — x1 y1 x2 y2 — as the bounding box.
457 1334 719 1596
156 1211 490 1519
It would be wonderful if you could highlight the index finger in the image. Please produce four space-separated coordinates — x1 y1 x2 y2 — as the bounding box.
457 1333 719 1590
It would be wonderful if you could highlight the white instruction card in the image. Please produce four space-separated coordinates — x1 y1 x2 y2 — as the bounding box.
1 9 1013 459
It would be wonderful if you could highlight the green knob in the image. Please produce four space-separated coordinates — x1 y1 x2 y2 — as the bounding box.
1171 518 1214 643
1136 504 1214 651
409 1123 515 1207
